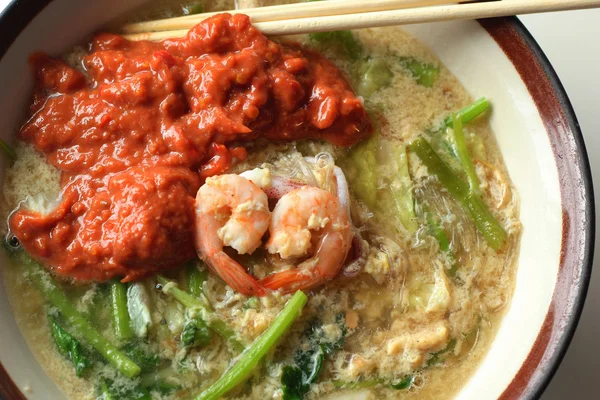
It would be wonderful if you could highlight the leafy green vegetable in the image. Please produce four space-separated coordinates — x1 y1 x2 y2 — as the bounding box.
341 135 378 209
281 346 325 400
390 375 415 390
331 375 414 390
99 379 151 400
408 138 507 250
309 31 363 60
182 3 203 15
49 316 91 377
399 57 439 87
388 144 418 233
282 315 347 400
0 139 16 160
427 339 456 366
121 342 160 373
109 280 134 341
425 211 458 277
450 114 480 195
187 261 208 297
442 97 489 129
356 58 393 97
181 317 211 348
157 275 243 351
195 291 308 400
5 249 141 378
127 282 153 338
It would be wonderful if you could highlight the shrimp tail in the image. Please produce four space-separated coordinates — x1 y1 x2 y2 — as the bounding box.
259 270 315 294
208 252 266 297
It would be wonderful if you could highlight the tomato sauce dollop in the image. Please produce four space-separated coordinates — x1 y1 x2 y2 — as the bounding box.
10 14 371 282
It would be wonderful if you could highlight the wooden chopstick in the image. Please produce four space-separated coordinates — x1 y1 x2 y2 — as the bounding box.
122 0 600 41
121 0 458 34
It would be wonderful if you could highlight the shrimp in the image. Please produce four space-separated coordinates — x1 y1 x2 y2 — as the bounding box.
260 186 353 293
195 174 270 296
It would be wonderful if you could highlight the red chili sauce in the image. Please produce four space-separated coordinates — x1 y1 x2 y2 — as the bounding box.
10 14 371 282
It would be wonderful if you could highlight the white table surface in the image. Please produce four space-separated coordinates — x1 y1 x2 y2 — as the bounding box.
0 1 598 398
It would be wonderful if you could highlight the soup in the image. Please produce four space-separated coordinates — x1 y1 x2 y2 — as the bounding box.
1 1 521 399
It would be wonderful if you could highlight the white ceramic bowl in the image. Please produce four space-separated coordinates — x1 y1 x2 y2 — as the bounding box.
0 1 594 399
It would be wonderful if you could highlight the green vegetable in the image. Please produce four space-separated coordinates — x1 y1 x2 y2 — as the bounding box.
342 135 378 209
187 261 208 297
0 139 16 160
49 316 91 377
390 375 415 390
309 31 363 60
121 342 160 373
425 211 458 277
282 346 324 400
356 58 393 97
282 315 346 400
182 3 203 15
127 282 153 338
331 375 413 390
449 114 480 195
427 339 456 366
99 380 114 400
140 366 189 395
399 57 439 87
157 275 243 351
389 144 418 233
109 280 134 341
99 379 151 400
181 317 211 348
443 97 489 128
243 297 260 310
196 291 308 400
7 250 141 378
408 138 507 250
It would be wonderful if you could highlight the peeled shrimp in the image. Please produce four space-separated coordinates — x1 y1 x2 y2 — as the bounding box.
195 174 270 296
260 186 353 293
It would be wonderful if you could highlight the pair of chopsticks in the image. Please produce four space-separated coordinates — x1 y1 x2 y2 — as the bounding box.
121 0 600 41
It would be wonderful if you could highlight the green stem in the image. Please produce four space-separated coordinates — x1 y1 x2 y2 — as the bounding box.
187 262 208 298
408 138 507 250
109 280 133 341
444 97 489 128
425 211 458 277
157 275 243 351
0 139 16 160
195 291 308 400
13 252 141 378
451 114 480 195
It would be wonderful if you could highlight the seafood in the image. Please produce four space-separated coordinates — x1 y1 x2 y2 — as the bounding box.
260 186 353 293
195 174 271 296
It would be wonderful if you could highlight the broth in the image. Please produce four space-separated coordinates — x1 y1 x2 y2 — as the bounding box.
1 1 521 399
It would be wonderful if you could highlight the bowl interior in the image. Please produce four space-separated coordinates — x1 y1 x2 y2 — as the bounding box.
0 1 579 399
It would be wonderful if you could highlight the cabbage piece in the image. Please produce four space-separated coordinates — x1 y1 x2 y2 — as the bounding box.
127 282 153 338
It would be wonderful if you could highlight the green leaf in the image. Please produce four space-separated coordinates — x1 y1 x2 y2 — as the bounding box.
309 31 363 60
399 57 440 87
49 316 91 377
356 58 393 97
182 3 203 15
390 375 414 390
427 338 457 366
120 342 160 373
181 317 211 348
0 139 16 160
100 379 151 400
281 315 346 399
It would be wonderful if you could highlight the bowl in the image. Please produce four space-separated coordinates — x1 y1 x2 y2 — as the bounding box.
0 1 594 399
